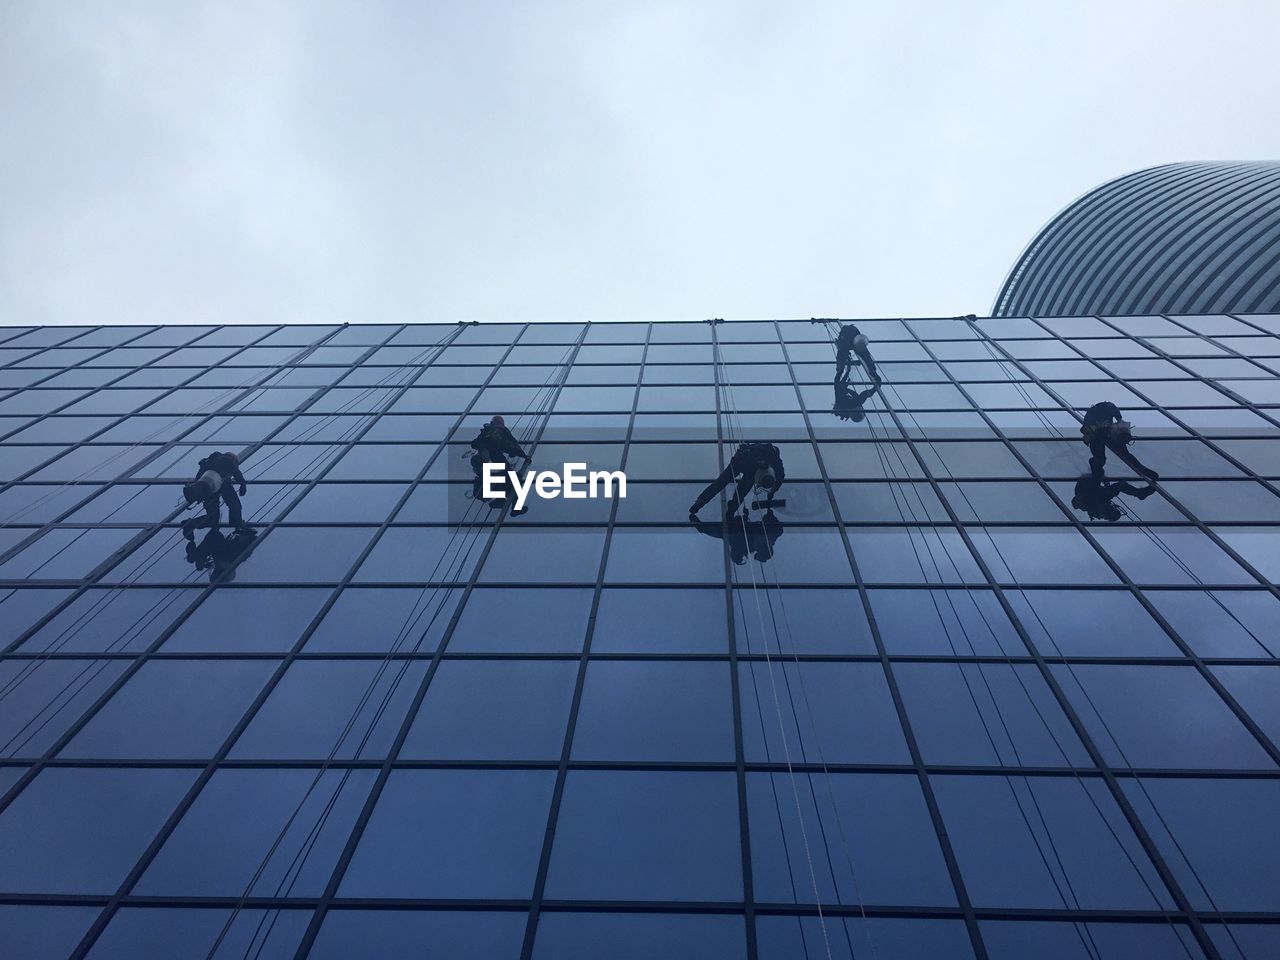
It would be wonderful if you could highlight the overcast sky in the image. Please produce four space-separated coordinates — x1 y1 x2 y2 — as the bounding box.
2 1 1279 327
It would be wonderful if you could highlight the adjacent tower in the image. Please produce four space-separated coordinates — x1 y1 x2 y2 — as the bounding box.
993 161 1280 317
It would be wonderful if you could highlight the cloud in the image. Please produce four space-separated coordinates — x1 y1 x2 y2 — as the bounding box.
1 0 1278 325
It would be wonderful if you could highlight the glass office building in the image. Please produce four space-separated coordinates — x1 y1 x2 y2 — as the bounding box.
993 162 1280 318
1 314 1279 960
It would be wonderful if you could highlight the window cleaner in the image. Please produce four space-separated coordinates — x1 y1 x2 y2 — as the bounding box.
689 441 786 522
1081 402 1160 481
182 451 250 540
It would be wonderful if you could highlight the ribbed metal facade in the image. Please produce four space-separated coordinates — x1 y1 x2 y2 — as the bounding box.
994 162 1280 318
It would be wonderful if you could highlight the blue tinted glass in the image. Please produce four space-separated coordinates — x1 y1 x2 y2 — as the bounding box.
593 587 727 653
573 661 734 761
401 659 576 760
1 658 131 757
1146 589 1280 658
1052 664 1272 769
606 528 726 583
0 767 195 893
0 527 140 580
138 768 374 897
356 528 485 584
87 907 307 960
237 527 375 582
339 769 555 898
232 659 427 760
933 775 1171 910
309 911 525 960
895 662 1089 766
731 587 873 653
846 527 983 584
533 913 746 960
972 528 1117 584
164 587 329 652
739 662 908 763
980 920 1201 960
757 916 974 960
747 772 956 906
1124 777 1280 912
0 587 74 647
1212 665 1280 747
449 587 591 652
479 529 606 583
62 660 275 759
868 588 1023 655
0 905 99 960
305 585 461 652
544 771 741 901
286 482 407 522
1007 589 1177 657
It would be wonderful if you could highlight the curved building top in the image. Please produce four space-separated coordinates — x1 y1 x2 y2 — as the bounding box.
993 161 1280 317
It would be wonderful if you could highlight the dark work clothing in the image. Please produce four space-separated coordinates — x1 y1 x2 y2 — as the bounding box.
835 324 879 384
189 453 246 532
691 442 786 516
1079 403 1156 480
197 452 246 487
470 424 527 461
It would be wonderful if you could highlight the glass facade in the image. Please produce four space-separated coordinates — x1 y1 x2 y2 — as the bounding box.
0 314 1278 960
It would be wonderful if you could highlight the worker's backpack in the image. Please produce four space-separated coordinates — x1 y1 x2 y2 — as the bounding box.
183 469 223 506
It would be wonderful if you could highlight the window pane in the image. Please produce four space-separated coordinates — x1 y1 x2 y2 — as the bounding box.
164 587 329 652
593 587 727 653
573 661 734 761
747 772 956 906
339 769 555 898
534 913 746 960
0 767 195 893
740 662 909 763
0 905 98 960
88 907 307 960
449 586 591 652
544 771 741 901
933 774 1170 910
305 586 460 652
309 911 524 960
758 917 974 960
1052 664 1271 769
981 920 1200 960
62 660 275 759
401 659 576 760
138 768 374 897
231 659 427 760
732 587 874 654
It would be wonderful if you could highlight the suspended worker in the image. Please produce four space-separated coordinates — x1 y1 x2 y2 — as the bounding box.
1081 401 1159 481
1071 473 1156 522
834 322 881 385
832 380 880 422
469 415 529 501
689 441 785 522
182 450 249 540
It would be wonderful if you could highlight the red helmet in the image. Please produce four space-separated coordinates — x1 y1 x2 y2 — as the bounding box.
490 415 505 427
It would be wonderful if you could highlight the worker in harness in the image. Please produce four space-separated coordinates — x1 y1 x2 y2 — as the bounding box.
1081 402 1159 481
182 450 250 541
833 380 880 422
1071 473 1157 522
834 322 881 386
185 525 258 583
689 441 786 522
469 415 530 510
694 509 784 564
